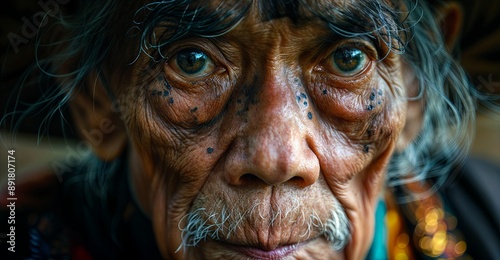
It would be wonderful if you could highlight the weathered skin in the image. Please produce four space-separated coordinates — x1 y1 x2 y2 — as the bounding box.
102 1 409 259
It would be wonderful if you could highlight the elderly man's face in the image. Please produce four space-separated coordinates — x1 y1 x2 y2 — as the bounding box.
113 0 407 258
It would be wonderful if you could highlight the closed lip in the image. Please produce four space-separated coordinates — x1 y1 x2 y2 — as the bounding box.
221 240 312 259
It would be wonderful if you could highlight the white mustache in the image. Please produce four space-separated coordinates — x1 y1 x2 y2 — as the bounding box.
176 196 350 253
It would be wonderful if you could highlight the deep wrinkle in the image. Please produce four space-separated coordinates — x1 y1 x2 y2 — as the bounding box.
4 0 486 258
146 1 400 189
130 1 410 259
149 6 397 177
137 0 405 62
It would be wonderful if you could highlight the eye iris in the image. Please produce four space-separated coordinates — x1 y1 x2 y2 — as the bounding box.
333 47 366 75
176 48 208 74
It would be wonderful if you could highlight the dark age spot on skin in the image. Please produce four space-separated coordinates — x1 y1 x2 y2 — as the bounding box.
164 80 172 90
207 147 214 154
190 107 198 113
296 95 301 102
237 77 259 116
307 111 313 120
367 89 383 109
366 129 374 137
300 92 307 99
364 144 370 153
303 101 308 106
168 97 174 104
322 89 327 95
150 89 172 97
151 90 163 96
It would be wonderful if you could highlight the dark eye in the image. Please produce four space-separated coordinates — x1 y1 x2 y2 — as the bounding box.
329 46 368 76
174 48 215 77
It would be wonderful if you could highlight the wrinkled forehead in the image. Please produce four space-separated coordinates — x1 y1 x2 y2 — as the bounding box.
136 0 403 46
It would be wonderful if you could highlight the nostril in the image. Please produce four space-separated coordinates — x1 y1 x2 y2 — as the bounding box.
240 173 262 185
237 174 306 187
289 176 307 188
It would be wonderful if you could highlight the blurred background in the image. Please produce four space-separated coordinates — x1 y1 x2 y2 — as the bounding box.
0 0 499 184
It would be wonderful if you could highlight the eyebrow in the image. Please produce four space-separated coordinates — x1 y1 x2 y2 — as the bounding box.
306 0 404 47
135 0 251 56
310 0 407 55
136 0 404 55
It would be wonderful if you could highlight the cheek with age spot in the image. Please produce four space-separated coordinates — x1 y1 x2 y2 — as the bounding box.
366 88 384 111
308 111 313 120
145 44 237 130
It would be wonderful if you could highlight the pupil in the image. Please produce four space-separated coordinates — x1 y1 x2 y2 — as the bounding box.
334 48 363 72
177 49 207 74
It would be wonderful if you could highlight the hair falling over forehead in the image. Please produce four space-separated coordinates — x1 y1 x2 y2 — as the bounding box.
133 0 251 61
134 0 409 60
3 0 498 197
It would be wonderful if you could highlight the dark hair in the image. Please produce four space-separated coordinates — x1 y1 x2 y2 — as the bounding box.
2 0 498 201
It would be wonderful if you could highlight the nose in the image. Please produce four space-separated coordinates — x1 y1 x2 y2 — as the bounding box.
224 70 320 188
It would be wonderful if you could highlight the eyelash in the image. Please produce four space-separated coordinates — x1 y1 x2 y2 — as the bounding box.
163 43 226 78
334 40 378 61
311 39 377 79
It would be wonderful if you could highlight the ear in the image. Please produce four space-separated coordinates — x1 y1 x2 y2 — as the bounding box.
437 1 464 50
396 2 464 151
68 72 128 161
